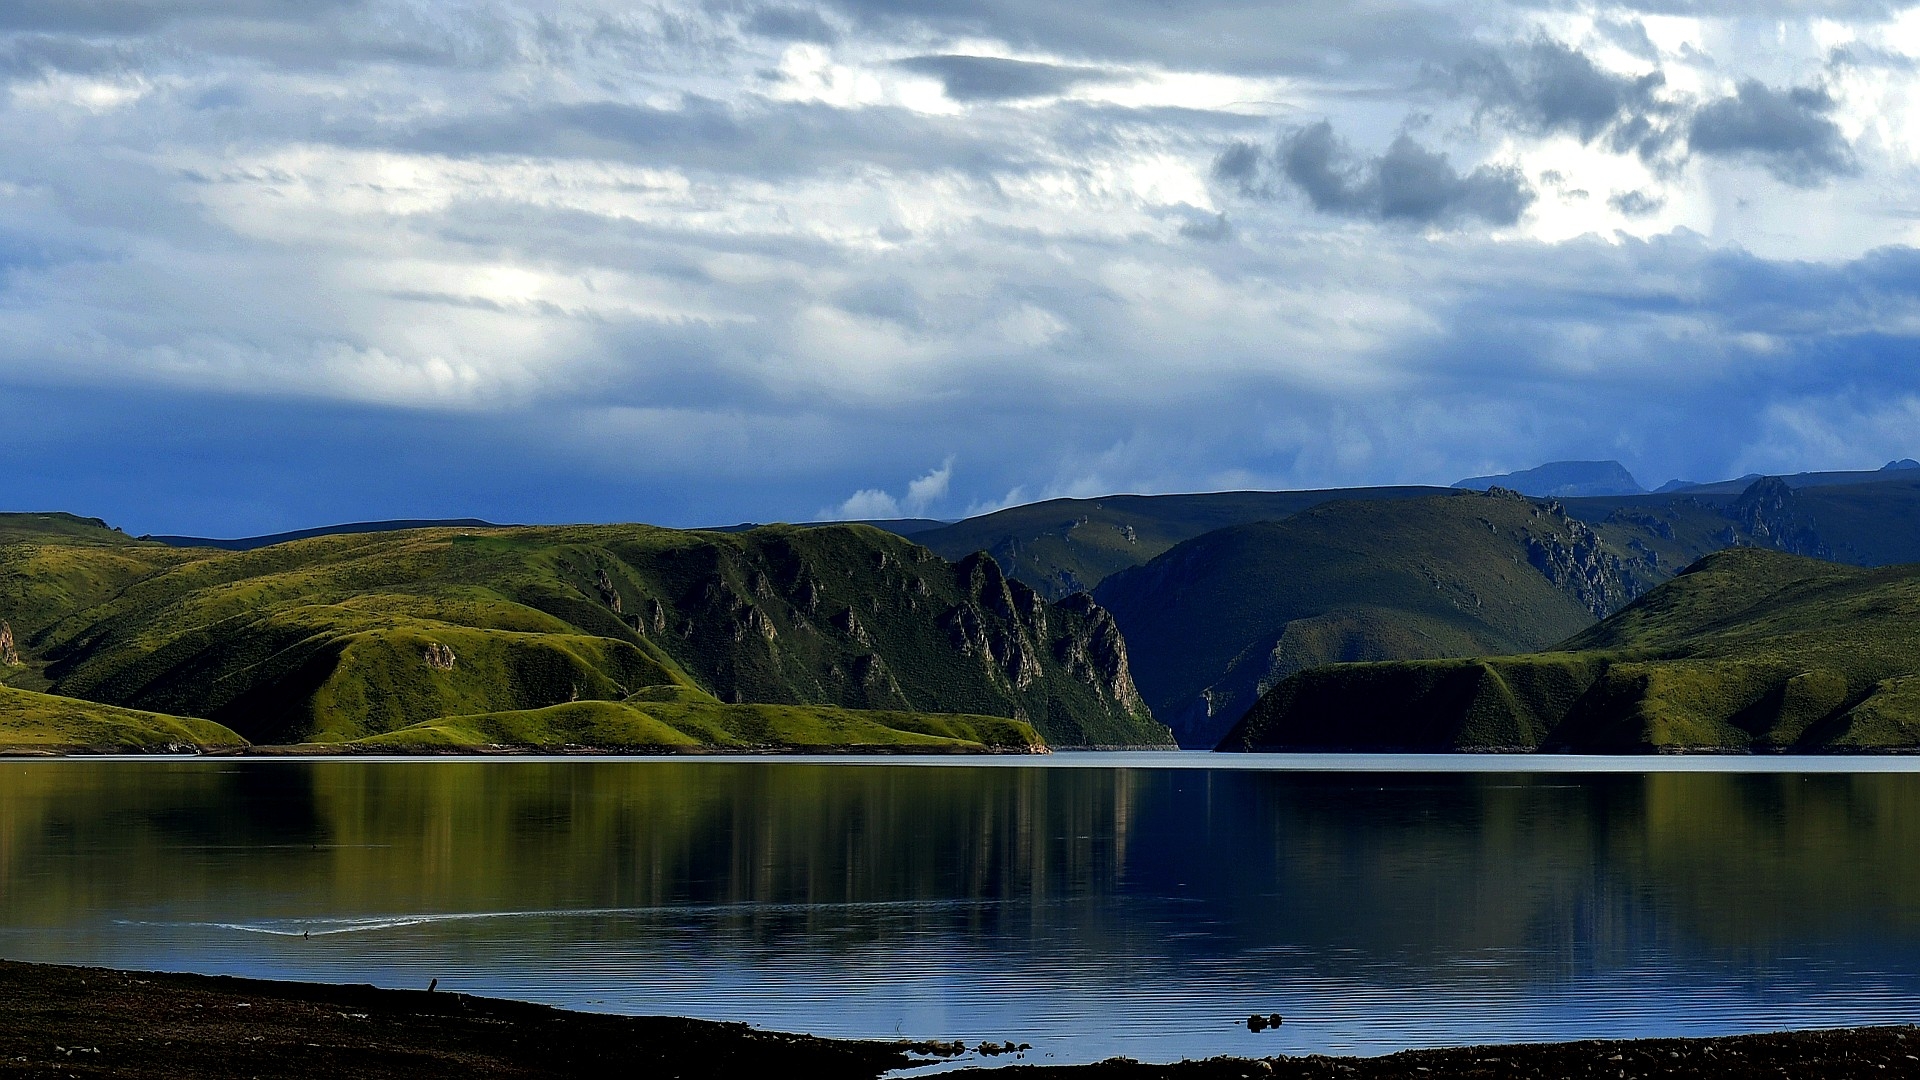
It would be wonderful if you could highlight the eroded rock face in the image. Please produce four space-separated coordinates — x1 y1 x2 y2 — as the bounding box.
608 532 1170 746
422 643 456 672
1728 476 1831 559
1054 592 1148 716
0 621 18 667
1522 504 1657 620
593 568 623 614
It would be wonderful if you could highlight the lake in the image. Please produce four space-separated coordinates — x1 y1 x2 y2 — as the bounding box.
5 753 1920 1067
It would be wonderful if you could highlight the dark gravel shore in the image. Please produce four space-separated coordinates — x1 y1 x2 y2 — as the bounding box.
1 959 1915 1078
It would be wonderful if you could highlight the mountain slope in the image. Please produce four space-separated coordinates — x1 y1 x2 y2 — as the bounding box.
1222 548 1920 752
916 487 1446 599
1092 489 1665 747
14 523 1166 749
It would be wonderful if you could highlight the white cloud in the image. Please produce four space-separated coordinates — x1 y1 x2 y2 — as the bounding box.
903 455 953 510
820 456 956 520
827 488 904 520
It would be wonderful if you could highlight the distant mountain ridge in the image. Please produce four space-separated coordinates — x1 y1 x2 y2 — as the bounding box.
1659 459 1920 495
1452 460 1646 498
147 519 506 551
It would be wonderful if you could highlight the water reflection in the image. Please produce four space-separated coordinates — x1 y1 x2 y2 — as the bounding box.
3 760 1920 1063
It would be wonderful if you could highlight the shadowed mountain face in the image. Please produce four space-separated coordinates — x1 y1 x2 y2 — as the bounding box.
914 488 1447 600
1222 548 1920 753
1092 490 1664 748
0 517 1169 749
914 465 1920 610
1091 477 1920 748
1453 460 1646 498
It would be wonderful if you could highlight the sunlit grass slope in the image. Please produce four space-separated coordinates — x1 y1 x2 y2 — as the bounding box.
0 514 207 694
352 693 1042 753
0 685 244 752
8 521 1166 749
1224 547 1920 752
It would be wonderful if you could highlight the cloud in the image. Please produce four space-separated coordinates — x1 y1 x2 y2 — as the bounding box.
905 455 954 512
1688 80 1857 186
821 457 955 521
1222 121 1534 226
1609 189 1662 216
892 54 1116 102
4 0 1920 541
1455 39 1666 145
828 487 905 520
745 5 837 43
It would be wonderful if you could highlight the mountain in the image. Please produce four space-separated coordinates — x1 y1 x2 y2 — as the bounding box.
1661 458 1920 495
145 519 505 551
2 521 1169 751
1091 475 1920 748
912 466 1920 603
1221 547 1920 753
1091 489 1672 747
915 487 1447 599
1452 460 1645 498
706 519 951 537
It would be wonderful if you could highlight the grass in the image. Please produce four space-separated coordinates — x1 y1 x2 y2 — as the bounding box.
3 520 1169 751
1225 547 1920 752
0 685 245 752
350 698 1043 752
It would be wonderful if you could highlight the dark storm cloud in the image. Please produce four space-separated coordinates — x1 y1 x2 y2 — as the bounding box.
1455 39 1666 145
1688 80 1857 186
1220 121 1534 226
893 54 1115 102
744 5 837 43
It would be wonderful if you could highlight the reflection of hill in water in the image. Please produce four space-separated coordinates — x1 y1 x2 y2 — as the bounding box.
6 763 1920 986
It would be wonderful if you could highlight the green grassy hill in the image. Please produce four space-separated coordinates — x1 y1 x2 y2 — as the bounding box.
1222 547 1920 752
1093 489 1668 747
354 697 1040 753
0 685 244 753
3 521 1166 751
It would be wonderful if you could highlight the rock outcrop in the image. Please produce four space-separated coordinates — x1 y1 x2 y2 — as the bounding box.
0 621 18 667
1727 476 1831 559
1520 499 1659 619
422 643 456 672
556 527 1171 747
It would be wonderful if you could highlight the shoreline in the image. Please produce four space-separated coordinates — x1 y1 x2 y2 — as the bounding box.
1 959 1915 1078
18 749 1920 774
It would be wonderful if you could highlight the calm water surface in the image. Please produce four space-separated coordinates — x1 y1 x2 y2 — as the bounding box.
6 753 1920 1066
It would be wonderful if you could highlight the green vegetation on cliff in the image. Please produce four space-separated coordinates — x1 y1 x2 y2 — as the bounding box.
1222 547 1920 752
1 519 1166 751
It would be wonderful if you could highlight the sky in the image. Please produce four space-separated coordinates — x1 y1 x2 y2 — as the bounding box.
6 1 1920 535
